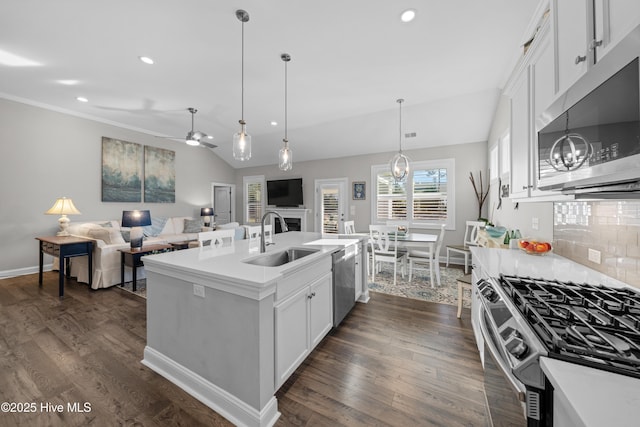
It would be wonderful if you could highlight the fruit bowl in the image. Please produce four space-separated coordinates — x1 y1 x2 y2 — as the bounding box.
485 225 507 238
518 238 553 255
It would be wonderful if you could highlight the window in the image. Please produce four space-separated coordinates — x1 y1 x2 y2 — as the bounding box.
371 159 455 229
243 175 265 224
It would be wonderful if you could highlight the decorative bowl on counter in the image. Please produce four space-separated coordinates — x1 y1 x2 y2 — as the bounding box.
518 238 553 255
485 226 507 238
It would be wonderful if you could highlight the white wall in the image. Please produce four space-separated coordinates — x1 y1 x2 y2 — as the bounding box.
0 98 235 276
234 141 488 250
485 94 554 240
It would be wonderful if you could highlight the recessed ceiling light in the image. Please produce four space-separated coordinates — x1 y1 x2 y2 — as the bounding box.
207 135 214 139
270 121 278 126
400 9 416 23
0 49 40 66
139 56 154 65
76 96 88 103
58 79 79 85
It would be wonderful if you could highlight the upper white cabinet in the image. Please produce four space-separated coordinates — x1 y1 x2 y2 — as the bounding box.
553 0 640 95
553 0 590 94
509 69 532 198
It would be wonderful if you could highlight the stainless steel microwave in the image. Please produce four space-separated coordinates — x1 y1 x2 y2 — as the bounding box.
537 26 640 196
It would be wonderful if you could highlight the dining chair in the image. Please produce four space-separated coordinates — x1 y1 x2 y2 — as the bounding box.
406 224 446 287
196 229 235 248
343 220 355 234
369 224 405 286
446 220 485 273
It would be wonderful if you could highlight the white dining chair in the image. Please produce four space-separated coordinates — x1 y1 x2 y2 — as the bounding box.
196 229 235 248
406 224 446 287
446 220 484 273
369 224 405 286
343 220 355 234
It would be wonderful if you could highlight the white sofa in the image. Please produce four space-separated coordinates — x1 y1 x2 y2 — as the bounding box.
67 217 206 289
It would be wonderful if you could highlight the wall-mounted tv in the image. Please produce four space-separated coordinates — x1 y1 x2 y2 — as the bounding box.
267 178 303 207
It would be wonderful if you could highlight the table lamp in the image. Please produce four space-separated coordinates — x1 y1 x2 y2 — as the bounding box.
201 207 214 227
45 197 82 236
122 210 151 250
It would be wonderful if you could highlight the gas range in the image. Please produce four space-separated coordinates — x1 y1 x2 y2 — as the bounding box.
497 275 640 379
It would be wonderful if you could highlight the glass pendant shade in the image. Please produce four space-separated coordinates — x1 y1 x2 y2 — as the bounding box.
279 139 292 171
390 152 410 183
390 98 410 183
233 120 251 161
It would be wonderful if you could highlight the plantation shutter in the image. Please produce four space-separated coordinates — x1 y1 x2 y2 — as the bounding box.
322 188 339 234
412 168 448 221
246 181 263 223
376 172 407 220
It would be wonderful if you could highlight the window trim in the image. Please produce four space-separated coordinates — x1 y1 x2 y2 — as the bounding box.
243 175 265 224
370 158 456 230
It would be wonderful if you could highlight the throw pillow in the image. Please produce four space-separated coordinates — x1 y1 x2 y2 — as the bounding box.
88 227 126 245
143 216 168 237
183 218 203 233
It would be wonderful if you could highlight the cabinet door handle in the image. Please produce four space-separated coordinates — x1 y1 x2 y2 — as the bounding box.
575 55 587 64
522 185 533 190
307 292 316 299
589 39 603 51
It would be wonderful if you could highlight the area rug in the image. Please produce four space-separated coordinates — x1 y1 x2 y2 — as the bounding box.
118 265 471 309
369 263 471 308
118 280 147 298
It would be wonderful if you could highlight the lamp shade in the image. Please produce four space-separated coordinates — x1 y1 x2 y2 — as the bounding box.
121 210 152 228
200 207 214 217
45 197 81 215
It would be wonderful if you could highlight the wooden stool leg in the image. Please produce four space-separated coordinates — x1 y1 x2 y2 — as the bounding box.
457 281 463 318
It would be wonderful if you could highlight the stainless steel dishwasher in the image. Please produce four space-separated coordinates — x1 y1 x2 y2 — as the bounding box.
332 244 356 327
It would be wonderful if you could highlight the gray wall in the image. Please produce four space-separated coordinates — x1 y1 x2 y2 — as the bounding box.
0 98 235 276
234 141 488 250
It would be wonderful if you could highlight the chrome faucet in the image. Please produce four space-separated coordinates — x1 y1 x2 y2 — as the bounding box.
260 211 289 253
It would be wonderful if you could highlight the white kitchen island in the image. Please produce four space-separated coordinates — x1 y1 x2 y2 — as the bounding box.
140 231 366 427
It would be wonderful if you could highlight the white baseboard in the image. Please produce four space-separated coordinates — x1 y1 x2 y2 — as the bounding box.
142 346 280 427
0 264 52 279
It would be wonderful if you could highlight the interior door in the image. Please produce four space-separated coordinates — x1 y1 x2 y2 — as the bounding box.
214 186 231 225
314 178 347 234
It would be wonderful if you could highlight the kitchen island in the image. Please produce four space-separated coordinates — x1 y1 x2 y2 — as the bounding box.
140 231 366 427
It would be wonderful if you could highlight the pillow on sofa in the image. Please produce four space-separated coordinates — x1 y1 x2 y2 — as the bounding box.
88 227 126 245
183 218 203 233
143 216 168 237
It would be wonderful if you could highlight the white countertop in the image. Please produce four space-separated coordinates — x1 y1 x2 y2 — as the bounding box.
471 247 639 426
470 246 629 289
541 357 640 427
142 231 362 286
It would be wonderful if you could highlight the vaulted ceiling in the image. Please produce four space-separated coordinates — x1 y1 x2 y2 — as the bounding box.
1 0 540 168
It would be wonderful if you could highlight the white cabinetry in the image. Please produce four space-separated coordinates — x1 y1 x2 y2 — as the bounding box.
509 69 531 199
553 0 640 95
471 259 485 366
274 271 332 388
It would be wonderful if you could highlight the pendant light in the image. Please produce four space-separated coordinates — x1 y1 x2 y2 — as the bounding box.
233 9 251 161
390 98 410 182
279 53 292 171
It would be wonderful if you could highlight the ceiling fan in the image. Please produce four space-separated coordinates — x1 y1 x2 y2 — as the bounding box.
159 107 217 149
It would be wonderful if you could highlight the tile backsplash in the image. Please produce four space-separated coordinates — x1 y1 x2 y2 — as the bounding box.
554 201 640 288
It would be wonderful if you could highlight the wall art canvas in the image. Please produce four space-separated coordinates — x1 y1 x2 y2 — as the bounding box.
144 146 175 203
353 181 366 200
102 137 142 202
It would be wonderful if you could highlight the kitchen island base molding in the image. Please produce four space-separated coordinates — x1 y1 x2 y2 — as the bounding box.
142 346 281 427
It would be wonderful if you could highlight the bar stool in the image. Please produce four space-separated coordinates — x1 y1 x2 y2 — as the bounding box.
457 274 472 318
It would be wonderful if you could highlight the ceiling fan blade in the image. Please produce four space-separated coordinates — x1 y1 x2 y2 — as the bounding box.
199 140 218 149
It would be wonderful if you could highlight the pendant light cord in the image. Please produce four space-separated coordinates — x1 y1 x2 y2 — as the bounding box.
241 20 245 121
398 99 403 153
284 59 288 141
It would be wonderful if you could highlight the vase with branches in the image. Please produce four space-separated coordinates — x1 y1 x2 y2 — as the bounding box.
469 171 490 221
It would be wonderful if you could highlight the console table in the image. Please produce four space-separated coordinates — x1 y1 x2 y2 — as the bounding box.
36 236 94 298
120 244 172 291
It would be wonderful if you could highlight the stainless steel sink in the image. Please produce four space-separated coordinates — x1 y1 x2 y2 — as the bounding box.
243 248 319 267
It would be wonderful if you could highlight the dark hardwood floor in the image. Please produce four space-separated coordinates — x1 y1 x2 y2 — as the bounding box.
0 272 490 427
